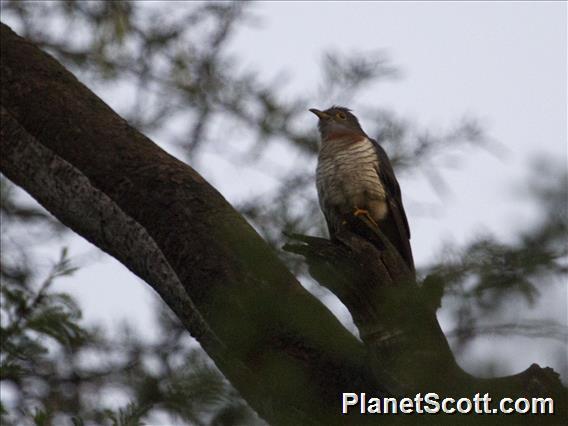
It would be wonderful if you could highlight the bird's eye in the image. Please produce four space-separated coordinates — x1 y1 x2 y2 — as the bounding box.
336 112 347 120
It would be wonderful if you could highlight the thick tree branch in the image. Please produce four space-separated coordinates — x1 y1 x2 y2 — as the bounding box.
0 106 222 350
284 220 468 395
284 225 567 419
0 23 378 425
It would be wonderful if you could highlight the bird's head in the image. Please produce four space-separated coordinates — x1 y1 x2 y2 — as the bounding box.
309 106 366 141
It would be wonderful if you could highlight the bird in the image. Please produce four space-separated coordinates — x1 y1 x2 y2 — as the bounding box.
310 105 414 271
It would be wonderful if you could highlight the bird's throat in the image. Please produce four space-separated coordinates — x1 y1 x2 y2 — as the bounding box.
323 131 366 144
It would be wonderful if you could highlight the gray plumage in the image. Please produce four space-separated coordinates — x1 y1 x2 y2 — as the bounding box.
310 106 414 271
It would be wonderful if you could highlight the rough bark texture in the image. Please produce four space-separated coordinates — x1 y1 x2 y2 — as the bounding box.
284 224 567 402
1 23 566 425
0 23 378 425
0 106 221 350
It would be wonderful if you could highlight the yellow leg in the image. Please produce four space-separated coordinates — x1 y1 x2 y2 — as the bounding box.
353 208 378 227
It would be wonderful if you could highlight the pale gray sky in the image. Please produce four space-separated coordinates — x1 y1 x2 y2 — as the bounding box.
6 1 566 384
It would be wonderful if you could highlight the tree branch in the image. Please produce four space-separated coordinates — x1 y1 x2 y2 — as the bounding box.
284 220 467 396
0 23 378 425
0 106 221 350
284 225 567 417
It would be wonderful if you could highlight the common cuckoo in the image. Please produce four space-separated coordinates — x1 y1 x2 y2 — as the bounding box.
310 106 414 271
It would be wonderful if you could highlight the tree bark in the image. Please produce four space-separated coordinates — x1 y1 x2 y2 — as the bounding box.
0 23 378 425
284 230 567 407
1 24 565 425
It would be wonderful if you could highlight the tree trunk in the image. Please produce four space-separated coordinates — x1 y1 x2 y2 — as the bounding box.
1 24 565 425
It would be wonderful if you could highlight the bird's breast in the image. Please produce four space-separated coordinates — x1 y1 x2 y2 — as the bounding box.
316 137 386 210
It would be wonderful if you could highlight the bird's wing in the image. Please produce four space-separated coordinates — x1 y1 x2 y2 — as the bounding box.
369 138 411 240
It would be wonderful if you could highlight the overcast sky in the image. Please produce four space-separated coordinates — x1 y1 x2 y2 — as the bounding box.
5 1 566 383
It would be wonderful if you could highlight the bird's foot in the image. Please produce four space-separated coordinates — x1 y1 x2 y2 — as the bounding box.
353 208 378 227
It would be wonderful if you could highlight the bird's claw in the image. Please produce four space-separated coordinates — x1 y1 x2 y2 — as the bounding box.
353 208 378 227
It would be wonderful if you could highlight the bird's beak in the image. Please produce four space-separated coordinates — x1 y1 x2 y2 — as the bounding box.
309 108 330 120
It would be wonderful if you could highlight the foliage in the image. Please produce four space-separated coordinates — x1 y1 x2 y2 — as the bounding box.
0 180 263 425
424 160 568 354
